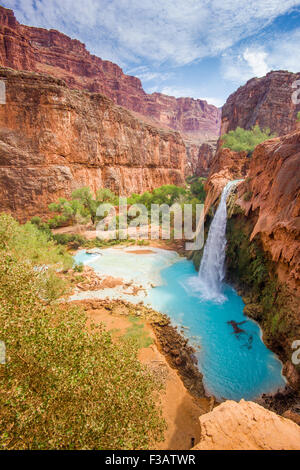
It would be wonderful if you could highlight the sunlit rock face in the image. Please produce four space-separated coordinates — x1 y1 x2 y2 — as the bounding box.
0 5 220 143
0 67 186 221
221 71 300 137
203 147 250 216
185 140 218 177
193 400 300 450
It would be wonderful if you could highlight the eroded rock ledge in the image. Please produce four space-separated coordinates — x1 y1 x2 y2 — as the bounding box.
193 399 300 450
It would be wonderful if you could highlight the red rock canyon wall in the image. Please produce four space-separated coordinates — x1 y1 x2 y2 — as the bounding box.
0 67 186 221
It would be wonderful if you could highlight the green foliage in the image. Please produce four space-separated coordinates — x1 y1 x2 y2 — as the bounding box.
226 215 299 360
128 184 187 209
74 262 84 273
243 191 253 202
0 215 165 449
222 125 276 153
190 178 206 203
48 196 90 227
297 111 300 122
52 233 86 247
0 214 72 271
123 317 153 349
48 188 119 228
96 188 118 206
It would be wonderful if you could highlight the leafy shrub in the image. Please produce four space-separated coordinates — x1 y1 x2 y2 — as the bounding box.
0 214 72 270
243 191 253 202
221 125 276 153
124 317 153 349
128 185 187 209
30 217 53 238
297 111 300 122
48 214 69 229
0 215 165 449
52 233 85 247
74 262 84 273
190 178 206 202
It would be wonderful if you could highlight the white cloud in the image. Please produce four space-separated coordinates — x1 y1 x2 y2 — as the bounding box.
125 66 172 84
221 28 300 83
4 0 300 66
243 49 269 77
202 97 225 108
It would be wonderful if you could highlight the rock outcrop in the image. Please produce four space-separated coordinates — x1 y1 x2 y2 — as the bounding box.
0 6 220 143
237 131 300 292
203 147 249 215
0 67 186 221
221 71 300 137
193 400 300 450
185 139 217 177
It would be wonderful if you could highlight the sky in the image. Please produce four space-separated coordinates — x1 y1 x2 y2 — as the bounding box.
4 0 300 107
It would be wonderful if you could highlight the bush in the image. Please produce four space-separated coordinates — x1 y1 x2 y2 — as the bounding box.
221 125 276 153
74 261 84 273
0 214 72 270
243 191 253 202
52 233 85 247
190 178 206 202
0 215 165 449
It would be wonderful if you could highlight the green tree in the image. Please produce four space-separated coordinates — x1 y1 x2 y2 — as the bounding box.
190 178 206 202
49 197 90 227
96 188 118 206
72 187 98 224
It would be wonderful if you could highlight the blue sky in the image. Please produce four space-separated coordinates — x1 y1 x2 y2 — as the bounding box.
4 0 300 107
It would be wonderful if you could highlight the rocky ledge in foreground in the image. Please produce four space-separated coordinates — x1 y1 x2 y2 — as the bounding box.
193 399 300 450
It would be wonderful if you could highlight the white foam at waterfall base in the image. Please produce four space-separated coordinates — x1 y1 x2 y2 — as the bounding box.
188 180 242 303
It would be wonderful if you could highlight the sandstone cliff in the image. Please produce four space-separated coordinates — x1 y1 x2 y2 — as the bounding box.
193 400 300 450
221 71 300 137
202 131 300 294
185 139 218 177
0 67 186 221
203 147 249 216
197 132 300 390
0 5 220 144
237 131 300 293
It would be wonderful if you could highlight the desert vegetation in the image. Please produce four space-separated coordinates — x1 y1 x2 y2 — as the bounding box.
0 214 165 450
31 181 206 248
221 125 276 154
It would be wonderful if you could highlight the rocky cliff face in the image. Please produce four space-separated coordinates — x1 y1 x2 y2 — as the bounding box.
0 67 186 221
203 130 300 293
185 139 218 177
193 400 300 450
0 6 220 144
221 71 300 137
198 131 300 388
203 147 249 216
237 131 300 293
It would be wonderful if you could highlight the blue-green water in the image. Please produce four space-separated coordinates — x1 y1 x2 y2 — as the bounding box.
148 258 285 401
74 248 285 401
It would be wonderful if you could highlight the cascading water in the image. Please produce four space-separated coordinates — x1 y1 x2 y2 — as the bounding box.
74 230 286 400
197 180 241 302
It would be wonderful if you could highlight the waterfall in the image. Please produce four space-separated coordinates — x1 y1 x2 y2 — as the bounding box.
197 180 241 303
